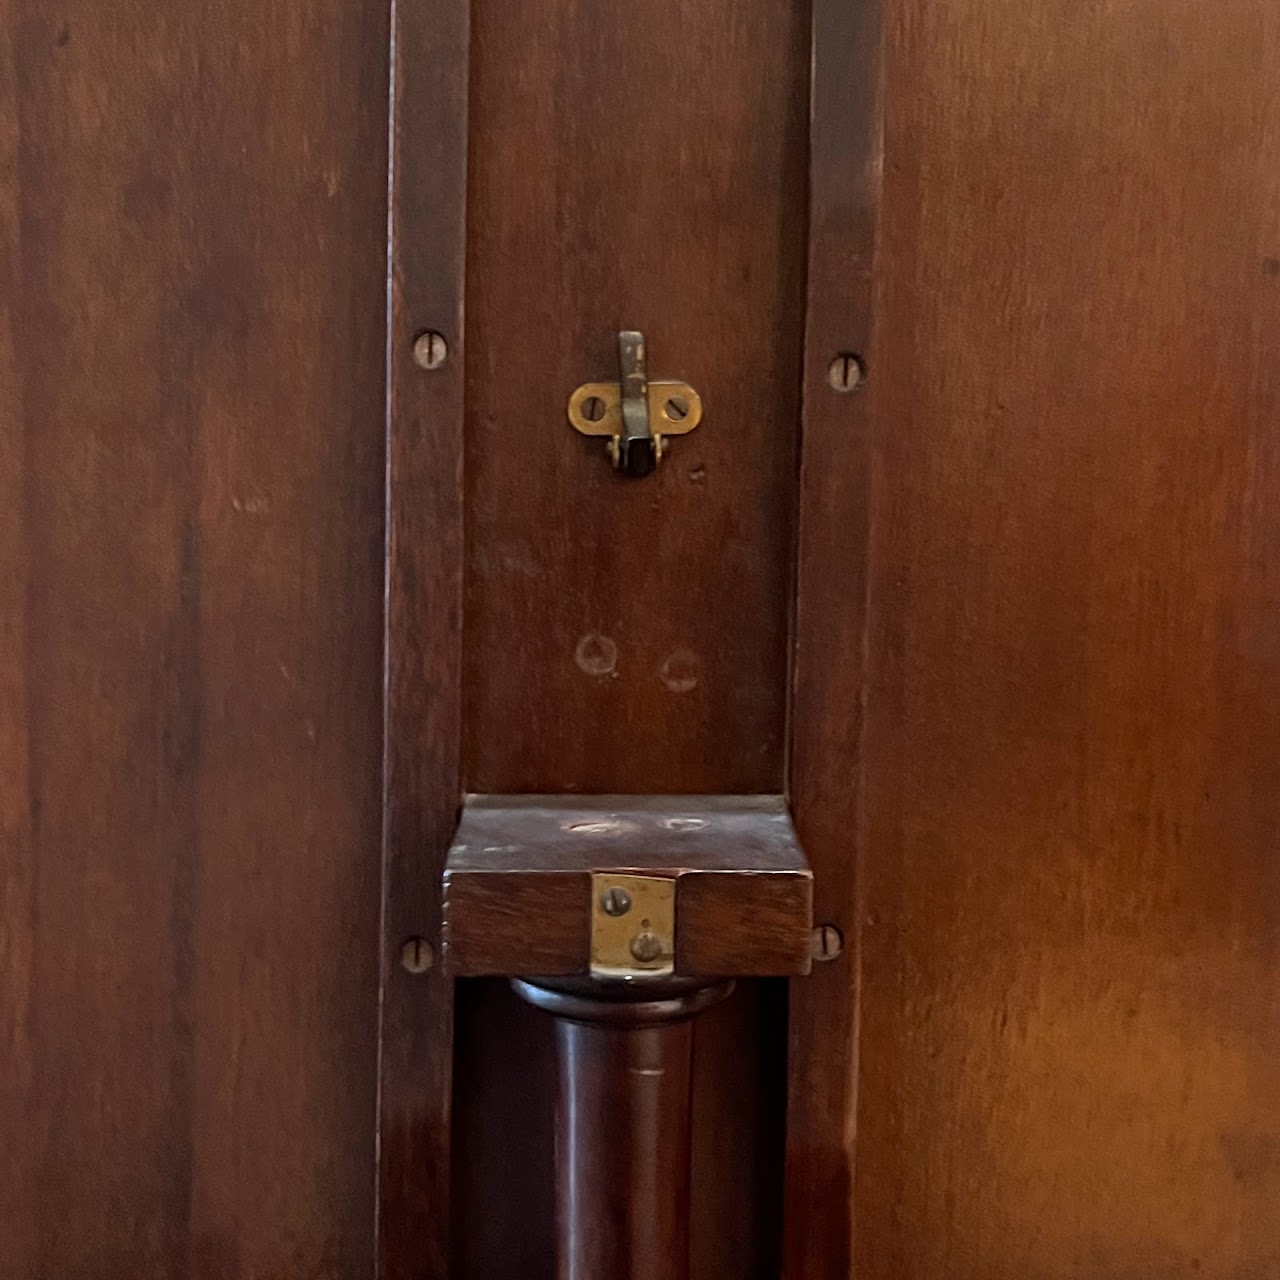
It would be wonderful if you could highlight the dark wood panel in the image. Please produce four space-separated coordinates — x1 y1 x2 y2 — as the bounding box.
462 0 811 794
379 0 470 1274
784 0 885 1273
453 5 811 1274
450 980 557 1280
689 979 788 1280
857 1 1280 1276
0 1 387 1275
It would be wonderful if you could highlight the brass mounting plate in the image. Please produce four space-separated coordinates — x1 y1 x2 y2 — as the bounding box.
568 381 703 439
589 872 676 979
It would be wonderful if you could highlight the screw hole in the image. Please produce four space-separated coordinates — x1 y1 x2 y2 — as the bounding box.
663 395 689 422
827 353 865 393
582 395 606 423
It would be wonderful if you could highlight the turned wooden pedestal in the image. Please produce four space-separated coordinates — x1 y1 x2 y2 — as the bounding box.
443 796 811 1279
513 979 733 1280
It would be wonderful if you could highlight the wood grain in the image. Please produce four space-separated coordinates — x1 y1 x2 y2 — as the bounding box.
378 0 470 1275
442 795 812 977
449 979 557 1280
452 4 811 1274
0 1 388 1276
512 979 736 1280
462 0 810 795
551 1014 696 1280
856 1 1280 1276
785 0 885 1273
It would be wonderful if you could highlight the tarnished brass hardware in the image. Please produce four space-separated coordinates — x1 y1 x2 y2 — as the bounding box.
568 331 702 477
590 872 675 978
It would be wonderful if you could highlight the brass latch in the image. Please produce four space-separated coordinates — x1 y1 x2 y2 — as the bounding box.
568 331 702 477
590 872 675 979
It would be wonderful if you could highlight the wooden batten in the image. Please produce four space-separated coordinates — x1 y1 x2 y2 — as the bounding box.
443 795 812 979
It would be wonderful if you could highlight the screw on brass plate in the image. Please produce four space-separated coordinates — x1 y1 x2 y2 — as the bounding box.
629 931 663 963
412 329 448 370
400 936 434 974
827 352 865 392
600 886 632 917
811 924 843 962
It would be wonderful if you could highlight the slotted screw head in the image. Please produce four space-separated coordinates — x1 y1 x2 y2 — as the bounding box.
811 924 844 962
827 352 865 392
400 936 434 974
600 886 632 917
412 330 448 370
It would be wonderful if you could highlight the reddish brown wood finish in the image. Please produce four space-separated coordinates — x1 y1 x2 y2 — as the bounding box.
452 5 812 1275
442 795 812 978
554 1016 694 1280
1 1 388 1275
852 2 1280 1277
10 2 1278 1277
785 0 885 1273
462 0 810 795
513 980 734 1280
379 0 470 1275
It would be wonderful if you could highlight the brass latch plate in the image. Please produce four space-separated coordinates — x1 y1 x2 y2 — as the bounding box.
568 331 702 476
567 382 703 440
590 872 675 979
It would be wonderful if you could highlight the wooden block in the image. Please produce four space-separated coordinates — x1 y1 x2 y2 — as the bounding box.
442 795 812 978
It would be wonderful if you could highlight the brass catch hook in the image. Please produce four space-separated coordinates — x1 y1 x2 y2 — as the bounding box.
567 331 702 477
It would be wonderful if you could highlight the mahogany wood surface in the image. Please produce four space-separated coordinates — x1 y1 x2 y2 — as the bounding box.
380 0 470 1274
6 0 1279 1276
451 4 811 1275
852 2 1280 1276
1 1 389 1275
513 980 735 1280
461 0 810 795
442 795 812 977
451 976 788 1280
552 1013 694 1280
786 0 885 1272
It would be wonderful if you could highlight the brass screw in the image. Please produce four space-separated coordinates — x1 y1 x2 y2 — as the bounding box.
412 330 448 370
827 353 865 392
811 924 843 962
600 886 632 916
630 931 662 963
400 936 434 974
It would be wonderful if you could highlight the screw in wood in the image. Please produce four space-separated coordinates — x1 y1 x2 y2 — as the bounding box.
827 352 865 392
810 923 844 962
600 886 632 917
400 936 434 974
412 329 448 370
